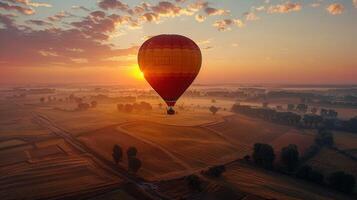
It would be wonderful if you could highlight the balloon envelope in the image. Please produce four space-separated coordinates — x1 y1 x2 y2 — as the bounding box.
138 34 202 107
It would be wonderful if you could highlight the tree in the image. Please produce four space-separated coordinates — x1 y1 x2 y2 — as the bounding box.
281 144 299 171
287 104 295 111
77 102 90 111
203 165 226 177
128 157 142 173
117 104 124 111
127 146 137 158
244 155 251 162
295 165 324 184
252 143 275 169
262 102 269 108
315 129 334 146
124 104 134 113
91 101 98 108
209 106 219 115
328 171 356 193
140 101 152 111
185 175 202 191
112 144 123 164
311 107 318 114
296 104 308 113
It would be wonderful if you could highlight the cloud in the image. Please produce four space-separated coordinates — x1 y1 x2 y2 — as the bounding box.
213 19 243 31
204 7 228 16
197 39 211 45
71 5 90 12
267 2 302 14
26 19 52 26
0 13 138 68
4 0 51 8
202 46 213 50
151 1 183 17
195 14 205 22
98 0 129 11
244 12 259 21
141 12 160 22
0 2 34 15
326 3 344 15
71 13 135 41
48 11 74 22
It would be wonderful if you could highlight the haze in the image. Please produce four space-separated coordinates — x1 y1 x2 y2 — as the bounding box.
1 0 357 85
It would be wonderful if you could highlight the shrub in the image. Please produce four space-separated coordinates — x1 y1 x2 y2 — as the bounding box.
295 165 324 184
315 129 334 147
328 171 356 193
117 103 124 111
91 101 98 108
203 165 226 177
124 104 134 113
209 106 219 115
77 102 90 111
185 175 202 191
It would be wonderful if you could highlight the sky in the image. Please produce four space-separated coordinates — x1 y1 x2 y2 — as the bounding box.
0 0 357 85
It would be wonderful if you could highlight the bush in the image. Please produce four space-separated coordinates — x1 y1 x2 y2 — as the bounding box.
77 102 90 111
117 104 124 111
112 144 123 164
243 155 251 162
253 143 275 169
209 106 219 115
185 175 202 191
203 165 226 177
281 144 299 171
315 129 334 147
128 157 142 173
124 104 134 113
295 165 324 184
328 171 356 193
91 101 98 108
127 146 137 158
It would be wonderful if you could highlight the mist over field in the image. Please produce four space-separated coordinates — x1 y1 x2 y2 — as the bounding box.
0 84 356 200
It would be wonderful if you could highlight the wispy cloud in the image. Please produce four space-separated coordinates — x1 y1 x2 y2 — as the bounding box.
0 2 34 15
326 3 344 15
267 2 302 14
213 19 244 31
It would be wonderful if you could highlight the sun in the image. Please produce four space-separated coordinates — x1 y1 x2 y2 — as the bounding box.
131 65 144 80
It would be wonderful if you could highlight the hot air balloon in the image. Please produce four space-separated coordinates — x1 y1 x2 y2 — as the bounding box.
138 34 202 115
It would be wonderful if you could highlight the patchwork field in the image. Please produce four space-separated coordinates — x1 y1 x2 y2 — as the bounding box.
121 121 241 167
0 101 50 138
39 100 231 136
307 147 357 179
334 131 357 152
78 125 188 181
0 138 121 200
208 115 315 157
221 162 354 200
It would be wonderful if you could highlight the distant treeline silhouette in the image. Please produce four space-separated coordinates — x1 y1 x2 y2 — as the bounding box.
231 103 357 133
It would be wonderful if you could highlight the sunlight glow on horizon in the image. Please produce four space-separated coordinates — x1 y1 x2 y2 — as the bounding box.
131 65 145 80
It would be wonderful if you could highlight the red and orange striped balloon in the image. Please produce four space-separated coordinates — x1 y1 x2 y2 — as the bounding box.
138 34 202 114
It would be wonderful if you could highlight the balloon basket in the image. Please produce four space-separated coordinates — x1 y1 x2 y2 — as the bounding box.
167 107 175 115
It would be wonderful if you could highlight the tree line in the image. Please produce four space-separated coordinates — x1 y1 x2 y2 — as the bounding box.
244 129 355 194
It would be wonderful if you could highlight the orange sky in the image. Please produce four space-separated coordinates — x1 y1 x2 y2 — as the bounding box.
1 0 357 85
